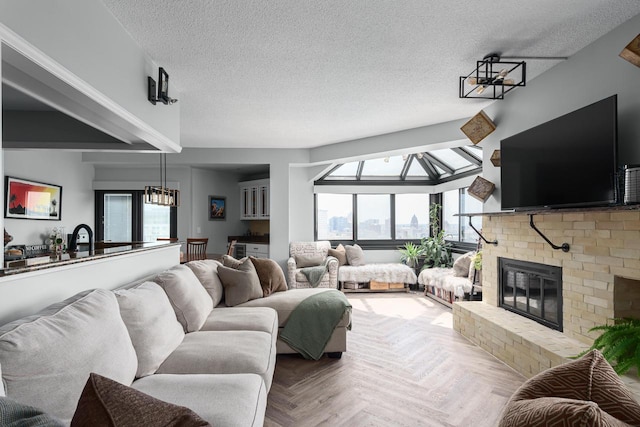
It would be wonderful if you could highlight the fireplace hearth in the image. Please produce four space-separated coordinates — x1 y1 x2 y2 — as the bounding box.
499 258 563 331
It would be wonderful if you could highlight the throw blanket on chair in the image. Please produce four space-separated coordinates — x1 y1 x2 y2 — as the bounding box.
280 290 352 360
299 259 330 288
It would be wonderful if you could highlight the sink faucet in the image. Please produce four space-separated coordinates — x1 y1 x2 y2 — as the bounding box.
68 224 94 252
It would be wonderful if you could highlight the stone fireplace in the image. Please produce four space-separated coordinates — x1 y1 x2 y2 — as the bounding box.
453 209 640 395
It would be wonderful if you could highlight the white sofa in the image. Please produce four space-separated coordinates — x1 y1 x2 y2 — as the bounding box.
418 252 481 304
0 259 351 426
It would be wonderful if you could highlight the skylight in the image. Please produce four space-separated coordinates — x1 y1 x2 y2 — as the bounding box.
316 146 482 185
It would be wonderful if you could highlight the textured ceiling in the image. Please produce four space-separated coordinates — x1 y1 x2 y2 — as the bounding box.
100 1 640 149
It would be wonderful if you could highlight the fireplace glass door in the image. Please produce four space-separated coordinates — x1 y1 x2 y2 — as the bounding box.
499 258 562 331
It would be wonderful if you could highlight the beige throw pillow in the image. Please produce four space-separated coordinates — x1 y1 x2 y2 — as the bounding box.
345 244 366 266
218 258 263 306
185 259 225 306
294 253 325 268
328 244 348 266
114 282 185 378
249 256 288 296
453 252 474 277
221 254 246 269
153 265 214 333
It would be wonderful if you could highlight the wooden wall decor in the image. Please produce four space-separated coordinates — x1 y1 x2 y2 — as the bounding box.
460 110 496 145
620 33 640 68
468 176 496 202
490 150 501 167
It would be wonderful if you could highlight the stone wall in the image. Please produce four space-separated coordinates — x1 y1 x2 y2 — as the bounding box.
481 209 640 345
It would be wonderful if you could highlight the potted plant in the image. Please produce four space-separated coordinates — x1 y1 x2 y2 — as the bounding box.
576 318 640 375
420 203 452 269
398 241 424 270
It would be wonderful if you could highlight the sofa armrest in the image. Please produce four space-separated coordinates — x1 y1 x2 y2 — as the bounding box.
326 256 338 289
287 257 297 287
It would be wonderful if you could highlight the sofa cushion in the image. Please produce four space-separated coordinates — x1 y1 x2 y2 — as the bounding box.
0 397 64 426
114 282 185 378
185 259 225 306
344 244 366 266
0 289 138 423
453 251 474 277
156 331 276 391
249 256 288 296
328 244 347 266
132 373 267 427
153 265 213 332
201 307 278 336
72 373 210 427
237 288 351 329
294 253 325 268
218 259 263 306
499 349 640 426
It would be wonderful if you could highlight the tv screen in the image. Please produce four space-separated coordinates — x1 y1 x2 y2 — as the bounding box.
501 95 618 210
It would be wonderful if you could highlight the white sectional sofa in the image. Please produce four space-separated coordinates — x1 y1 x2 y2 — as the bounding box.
0 258 351 426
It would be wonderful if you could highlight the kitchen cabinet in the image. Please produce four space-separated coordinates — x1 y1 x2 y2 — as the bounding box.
244 243 269 258
239 179 269 220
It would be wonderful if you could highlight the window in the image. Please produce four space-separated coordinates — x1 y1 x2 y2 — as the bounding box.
96 190 177 242
316 193 353 240
356 194 391 239
395 194 429 239
443 189 460 241
442 187 483 245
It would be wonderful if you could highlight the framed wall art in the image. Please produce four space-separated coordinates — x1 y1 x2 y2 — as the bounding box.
4 176 62 220
208 195 226 220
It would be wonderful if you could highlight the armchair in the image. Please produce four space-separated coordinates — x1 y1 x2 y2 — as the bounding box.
287 241 339 289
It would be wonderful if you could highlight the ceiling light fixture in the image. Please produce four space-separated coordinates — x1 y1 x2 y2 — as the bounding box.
459 53 526 100
148 67 179 105
144 153 180 207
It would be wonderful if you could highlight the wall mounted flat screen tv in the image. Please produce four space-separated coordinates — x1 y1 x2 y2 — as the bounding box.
501 95 618 210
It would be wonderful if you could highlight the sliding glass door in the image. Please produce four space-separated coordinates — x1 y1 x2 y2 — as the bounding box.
96 190 176 242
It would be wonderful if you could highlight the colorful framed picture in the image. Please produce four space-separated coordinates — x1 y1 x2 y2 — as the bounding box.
208 195 226 220
4 176 62 220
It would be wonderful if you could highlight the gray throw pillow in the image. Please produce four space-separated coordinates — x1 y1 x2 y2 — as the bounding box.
345 244 366 266
0 397 65 427
185 259 225 306
217 258 263 306
114 282 185 378
294 254 325 268
153 265 214 332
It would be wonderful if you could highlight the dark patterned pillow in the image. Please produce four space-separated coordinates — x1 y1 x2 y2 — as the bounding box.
499 350 640 426
71 373 210 427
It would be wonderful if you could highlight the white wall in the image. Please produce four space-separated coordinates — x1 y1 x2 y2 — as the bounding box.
0 0 180 145
4 150 94 246
190 167 245 254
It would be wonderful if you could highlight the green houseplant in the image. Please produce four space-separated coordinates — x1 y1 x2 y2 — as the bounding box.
398 241 424 268
420 203 452 269
576 318 640 376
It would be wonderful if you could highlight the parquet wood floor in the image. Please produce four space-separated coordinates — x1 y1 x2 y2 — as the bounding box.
265 292 525 427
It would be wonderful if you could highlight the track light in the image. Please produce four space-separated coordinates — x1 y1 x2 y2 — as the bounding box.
383 157 390 163
416 153 424 159
402 154 408 161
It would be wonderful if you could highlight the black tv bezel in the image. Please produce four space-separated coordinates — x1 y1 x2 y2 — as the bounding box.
500 95 619 211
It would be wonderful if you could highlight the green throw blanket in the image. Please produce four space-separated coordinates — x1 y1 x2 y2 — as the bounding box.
299 258 329 288
280 290 352 360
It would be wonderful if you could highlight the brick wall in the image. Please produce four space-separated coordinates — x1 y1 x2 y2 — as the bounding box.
481 210 640 345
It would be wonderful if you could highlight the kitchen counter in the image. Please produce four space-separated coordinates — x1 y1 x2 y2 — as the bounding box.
227 235 269 244
1 242 179 276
